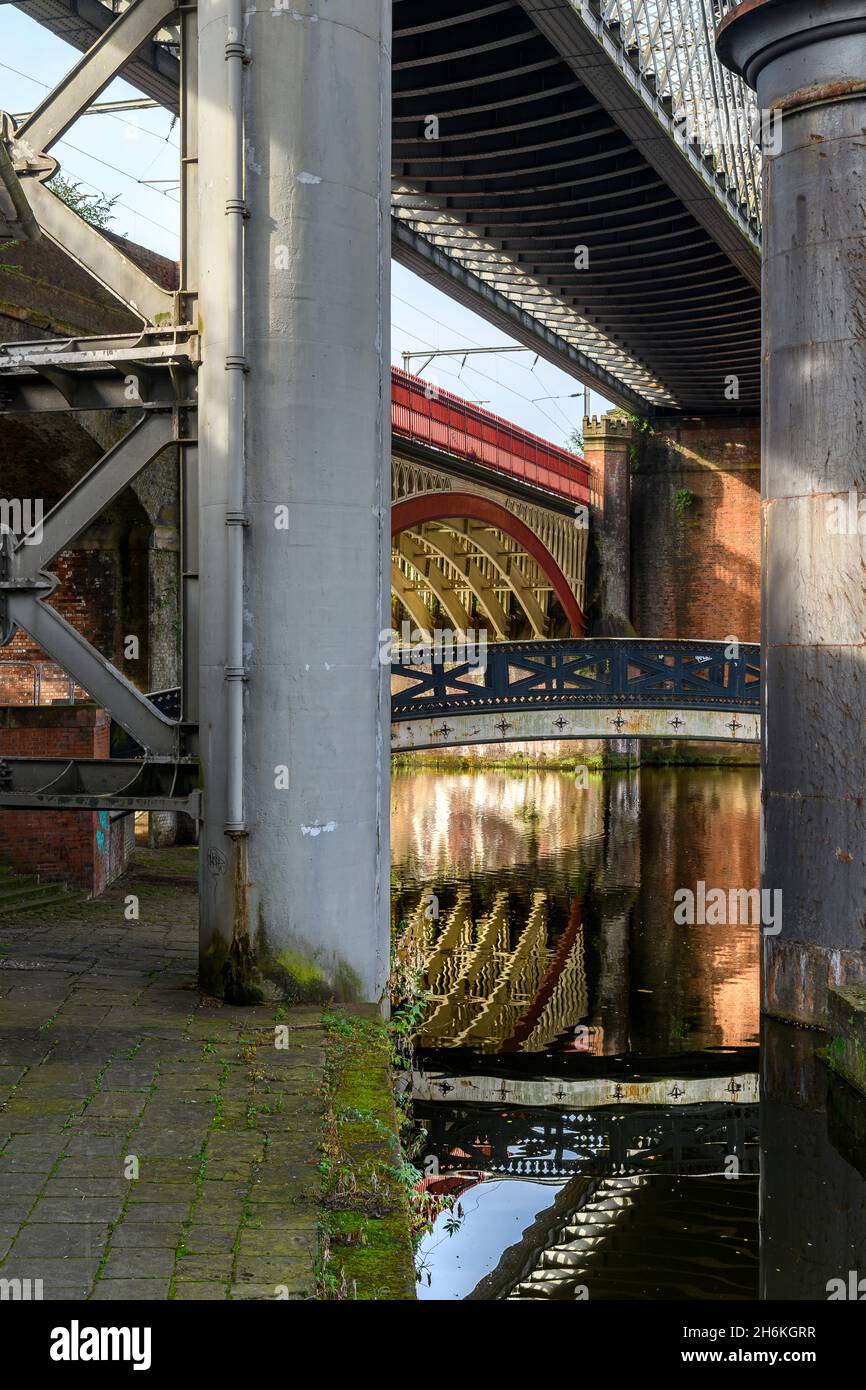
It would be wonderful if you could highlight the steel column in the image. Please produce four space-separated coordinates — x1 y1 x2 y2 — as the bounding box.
718 0 866 1026
196 0 392 1003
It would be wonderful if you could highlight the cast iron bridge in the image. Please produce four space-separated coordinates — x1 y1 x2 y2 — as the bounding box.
0 637 761 813
415 1096 759 1180
391 637 760 752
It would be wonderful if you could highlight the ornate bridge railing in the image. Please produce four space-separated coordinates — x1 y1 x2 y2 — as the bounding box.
416 1098 759 1180
392 639 760 718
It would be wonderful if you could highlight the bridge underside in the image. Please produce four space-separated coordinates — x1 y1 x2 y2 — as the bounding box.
392 0 761 413
14 0 762 414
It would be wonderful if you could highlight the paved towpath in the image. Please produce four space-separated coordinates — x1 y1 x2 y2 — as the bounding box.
0 848 326 1301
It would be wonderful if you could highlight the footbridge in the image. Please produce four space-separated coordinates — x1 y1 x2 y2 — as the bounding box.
391 637 760 751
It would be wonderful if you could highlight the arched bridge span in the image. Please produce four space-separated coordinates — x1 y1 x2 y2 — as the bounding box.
391 638 760 751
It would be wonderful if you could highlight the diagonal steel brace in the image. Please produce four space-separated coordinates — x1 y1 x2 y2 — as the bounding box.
13 0 178 157
0 411 181 755
22 177 176 325
16 410 175 574
3 592 180 757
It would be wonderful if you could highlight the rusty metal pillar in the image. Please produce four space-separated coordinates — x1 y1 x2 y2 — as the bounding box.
717 0 866 1025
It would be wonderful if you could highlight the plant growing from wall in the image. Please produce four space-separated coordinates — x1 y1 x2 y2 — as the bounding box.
674 487 695 517
626 413 653 468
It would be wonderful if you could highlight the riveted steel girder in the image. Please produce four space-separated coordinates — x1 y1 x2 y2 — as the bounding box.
0 755 199 812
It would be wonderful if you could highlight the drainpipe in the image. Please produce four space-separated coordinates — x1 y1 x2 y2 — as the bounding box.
224 0 246 835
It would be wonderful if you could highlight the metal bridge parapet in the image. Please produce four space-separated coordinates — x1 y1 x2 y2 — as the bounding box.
391 637 760 719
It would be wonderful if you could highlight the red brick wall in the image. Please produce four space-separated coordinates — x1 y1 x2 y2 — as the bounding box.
0 541 152 703
0 552 117 703
631 416 760 642
0 708 132 893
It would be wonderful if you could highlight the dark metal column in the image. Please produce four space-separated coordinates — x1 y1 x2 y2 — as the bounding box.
718 0 866 1025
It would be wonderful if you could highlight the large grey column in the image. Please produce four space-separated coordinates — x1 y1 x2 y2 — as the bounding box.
718 0 866 1026
197 0 392 1003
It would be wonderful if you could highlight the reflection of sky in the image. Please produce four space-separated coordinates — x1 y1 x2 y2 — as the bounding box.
417 1179 564 1300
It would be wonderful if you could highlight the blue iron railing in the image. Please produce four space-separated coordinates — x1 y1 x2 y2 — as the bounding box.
391 639 760 721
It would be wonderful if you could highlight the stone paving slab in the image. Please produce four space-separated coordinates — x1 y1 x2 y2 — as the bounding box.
0 849 326 1301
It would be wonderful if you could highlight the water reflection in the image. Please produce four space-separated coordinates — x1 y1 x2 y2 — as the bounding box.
395 766 866 1300
392 766 760 1054
761 1019 866 1300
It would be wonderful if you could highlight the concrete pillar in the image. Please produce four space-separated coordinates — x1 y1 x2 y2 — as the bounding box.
197 0 391 1003
718 0 866 1025
582 413 632 635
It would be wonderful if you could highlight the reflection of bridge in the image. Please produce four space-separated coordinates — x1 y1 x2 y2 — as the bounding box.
392 638 760 751
476 1168 759 1301
399 890 588 1052
417 1096 759 1180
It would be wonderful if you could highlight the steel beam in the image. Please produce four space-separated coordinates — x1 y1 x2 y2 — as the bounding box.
14 0 176 156
9 0 181 114
392 706 760 751
0 333 198 370
1 594 179 756
20 178 175 324
0 409 182 755
0 139 40 241
0 369 178 412
0 755 199 813
16 412 175 570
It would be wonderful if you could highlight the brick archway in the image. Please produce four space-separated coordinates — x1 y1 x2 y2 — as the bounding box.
392 491 586 636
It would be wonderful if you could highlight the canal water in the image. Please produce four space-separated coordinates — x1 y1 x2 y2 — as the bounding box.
391 764 866 1301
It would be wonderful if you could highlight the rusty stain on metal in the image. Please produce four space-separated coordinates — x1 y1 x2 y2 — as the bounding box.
779 78 866 115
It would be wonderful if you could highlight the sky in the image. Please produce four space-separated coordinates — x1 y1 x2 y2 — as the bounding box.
1 5 613 446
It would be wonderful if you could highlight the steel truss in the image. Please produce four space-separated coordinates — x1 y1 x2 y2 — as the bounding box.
0 0 199 812
18 1 761 414
391 637 761 720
